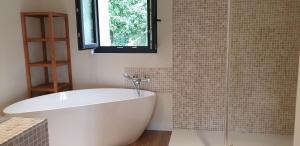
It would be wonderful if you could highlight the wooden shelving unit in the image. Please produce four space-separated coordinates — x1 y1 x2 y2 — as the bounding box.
21 12 73 97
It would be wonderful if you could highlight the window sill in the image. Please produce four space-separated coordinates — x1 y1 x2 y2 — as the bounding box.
92 47 157 53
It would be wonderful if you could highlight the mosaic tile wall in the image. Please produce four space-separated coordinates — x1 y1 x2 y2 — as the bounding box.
228 0 300 135
124 67 173 93
1 118 49 146
173 0 228 131
173 0 300 135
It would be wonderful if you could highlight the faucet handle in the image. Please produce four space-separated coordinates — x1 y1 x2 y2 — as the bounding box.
141 75 151 82
123 73 133 80
132 74 139 79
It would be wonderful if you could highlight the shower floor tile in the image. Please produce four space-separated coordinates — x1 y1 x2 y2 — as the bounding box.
169 129 293 146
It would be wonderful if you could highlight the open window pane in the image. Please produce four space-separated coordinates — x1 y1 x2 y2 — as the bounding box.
76 0 99 49
82 0 95 44
98 0 148 47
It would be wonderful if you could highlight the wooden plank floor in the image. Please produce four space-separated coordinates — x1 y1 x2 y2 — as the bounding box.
128 130 172 146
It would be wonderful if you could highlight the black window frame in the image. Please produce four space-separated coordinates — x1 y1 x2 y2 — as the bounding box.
76 0 158 53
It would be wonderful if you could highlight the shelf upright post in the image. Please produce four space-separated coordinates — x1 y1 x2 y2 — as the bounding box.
64 15 73 90
20 13 33 98
40 17 49 84
48 12 59 92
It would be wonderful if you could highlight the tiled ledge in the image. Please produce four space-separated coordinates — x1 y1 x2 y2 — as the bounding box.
124 67 173 93
0 117 49 146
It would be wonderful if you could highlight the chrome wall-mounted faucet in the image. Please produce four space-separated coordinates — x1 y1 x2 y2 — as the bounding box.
123 73 150 96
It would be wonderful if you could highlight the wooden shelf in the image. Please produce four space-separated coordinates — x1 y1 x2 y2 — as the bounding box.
21 11 73 97
22 12 67 17
27 37 67 42
29 60 68 67
31 83 70 92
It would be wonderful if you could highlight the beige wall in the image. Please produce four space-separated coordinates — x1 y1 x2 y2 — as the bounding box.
39 0 173 130
0 0 43 114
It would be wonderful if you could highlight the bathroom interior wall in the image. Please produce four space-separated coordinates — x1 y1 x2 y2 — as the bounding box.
0 0 43 114
39 0 173 130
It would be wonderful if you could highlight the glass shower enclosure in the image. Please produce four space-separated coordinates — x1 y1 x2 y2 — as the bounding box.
226 0 300 146
171 0 299 145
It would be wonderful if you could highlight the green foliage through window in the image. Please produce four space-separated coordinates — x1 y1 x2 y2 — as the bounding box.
108 0 148 46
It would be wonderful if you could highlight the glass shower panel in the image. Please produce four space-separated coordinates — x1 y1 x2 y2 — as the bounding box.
227 0 300 146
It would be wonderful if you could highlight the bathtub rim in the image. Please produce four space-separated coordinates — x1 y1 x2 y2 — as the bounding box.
3 88 156 115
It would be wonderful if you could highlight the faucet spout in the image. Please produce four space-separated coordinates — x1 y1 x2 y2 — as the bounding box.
123 73 150 97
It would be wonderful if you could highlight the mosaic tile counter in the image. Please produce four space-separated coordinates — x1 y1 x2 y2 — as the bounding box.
0 117 49 146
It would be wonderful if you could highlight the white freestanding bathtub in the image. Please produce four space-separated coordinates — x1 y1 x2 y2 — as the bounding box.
3 88 156 146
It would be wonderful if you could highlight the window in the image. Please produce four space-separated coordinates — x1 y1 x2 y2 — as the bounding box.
76 0 158 53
